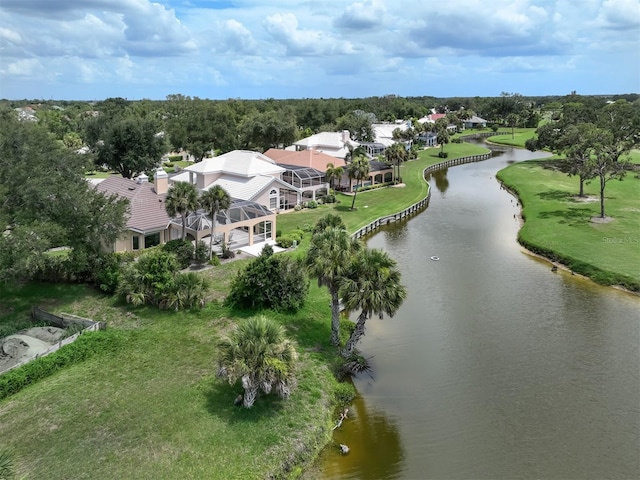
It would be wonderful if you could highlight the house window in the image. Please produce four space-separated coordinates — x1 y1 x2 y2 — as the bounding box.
269 189 278 210
132 236 140 250
144 232 161 248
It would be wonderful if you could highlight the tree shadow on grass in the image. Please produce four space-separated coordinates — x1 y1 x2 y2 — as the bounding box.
204 378 286 424
537 206 593 226
536 190 575 202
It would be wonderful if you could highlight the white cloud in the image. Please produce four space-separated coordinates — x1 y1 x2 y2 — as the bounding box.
4 58 42 76
596 0 640 29
263 12 355 56
334 0 386 30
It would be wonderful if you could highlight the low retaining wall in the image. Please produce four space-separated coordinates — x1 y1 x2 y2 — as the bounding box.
0 308 105 375
352 151 491 240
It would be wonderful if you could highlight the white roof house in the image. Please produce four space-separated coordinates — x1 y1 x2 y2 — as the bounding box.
184 150 285 177
174 150 303 212
292 131 359 159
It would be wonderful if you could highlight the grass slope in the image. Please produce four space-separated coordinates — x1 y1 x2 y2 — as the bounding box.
497 156 640 290
0 282 340 479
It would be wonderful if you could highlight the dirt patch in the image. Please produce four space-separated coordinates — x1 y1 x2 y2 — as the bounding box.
591 216 614 224
573 195 598 203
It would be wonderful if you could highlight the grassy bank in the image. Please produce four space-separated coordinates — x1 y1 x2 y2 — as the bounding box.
485 128 536 148
497 157 640 291
0 282 342 479
277 142 489 235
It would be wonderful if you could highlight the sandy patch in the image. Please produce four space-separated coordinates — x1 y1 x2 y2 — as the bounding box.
573 195 598 203
591 216 614 224
0 326 66 372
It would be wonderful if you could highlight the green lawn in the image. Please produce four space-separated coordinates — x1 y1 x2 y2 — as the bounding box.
486 128 537 148
0 281 341 479
277 142 489 235
497 157 640 290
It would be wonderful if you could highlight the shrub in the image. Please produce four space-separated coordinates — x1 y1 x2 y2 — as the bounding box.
322 194 336 204
226 255 309 311
0 449 15 480
167 155 182 162
164 162 174 168
93 252 136 294
221 243 236 259
276 236 295 248
117 249 179 307
209 255 221 266
294 204 302 211
162 272 209 311
438 151 449 158
194 240 209 266
307 200 318 209
162 239 194 269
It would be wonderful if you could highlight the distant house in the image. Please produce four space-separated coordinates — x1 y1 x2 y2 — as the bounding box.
262 149 333 200
292 131 359 159
463 115 488 129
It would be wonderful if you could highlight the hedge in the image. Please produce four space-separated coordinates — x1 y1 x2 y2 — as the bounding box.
0 330 126 400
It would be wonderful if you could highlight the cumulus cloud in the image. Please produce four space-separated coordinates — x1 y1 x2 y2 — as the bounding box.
334 0 386 30
264 12 355 56
216 19 258 54
596 0 640 29
4 58 43 76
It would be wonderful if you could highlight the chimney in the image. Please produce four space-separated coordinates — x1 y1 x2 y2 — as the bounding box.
136 173 149 184
154 168 168 195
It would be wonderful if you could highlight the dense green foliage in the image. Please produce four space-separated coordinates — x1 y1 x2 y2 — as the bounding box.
227 246 309 311
116 249 209 309
0 110 128 283
162 239 195 269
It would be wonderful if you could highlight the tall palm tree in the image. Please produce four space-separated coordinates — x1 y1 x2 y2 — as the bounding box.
199 185 231 259
348 154 370 210
312 212 345 235
306 225 362 346
165 181 199 240
385 142 407 183
435 118 450 155
339 248 407 358
217 315 298 408
325 162 344 193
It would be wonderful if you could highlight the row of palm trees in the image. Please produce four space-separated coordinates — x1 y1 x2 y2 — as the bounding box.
164 181 231 259
306 213 407 358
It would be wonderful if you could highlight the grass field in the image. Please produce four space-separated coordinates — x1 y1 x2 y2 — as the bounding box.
485 128 537 148
497 155 640 290
0 281 341 479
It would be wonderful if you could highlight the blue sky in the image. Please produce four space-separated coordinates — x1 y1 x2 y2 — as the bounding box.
1 0 638 100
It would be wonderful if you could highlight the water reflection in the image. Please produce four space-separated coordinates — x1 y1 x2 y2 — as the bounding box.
304 395 404 480
425 168 450 195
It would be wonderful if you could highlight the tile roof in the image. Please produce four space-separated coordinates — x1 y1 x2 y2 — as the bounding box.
96 176 171 233
203 175 299 201
263 148 346 171
184 150 285 177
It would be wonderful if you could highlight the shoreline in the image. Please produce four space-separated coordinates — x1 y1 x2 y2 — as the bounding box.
500 182 639 297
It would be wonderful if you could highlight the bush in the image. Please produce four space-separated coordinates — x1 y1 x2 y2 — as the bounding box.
294 204 302 211
117 249 179 307
322 194 336 204
0 330 125 400
167 155 182 162
226 255 309 311
438 151 449 158
194 240 209 266
93 252 136 294
306 200 318 209
208 255 221 266
164 162 174 168
276 236 295 248
162 239 194 269
221 243 236 259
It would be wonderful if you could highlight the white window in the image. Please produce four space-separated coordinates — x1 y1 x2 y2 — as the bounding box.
269 188 278 210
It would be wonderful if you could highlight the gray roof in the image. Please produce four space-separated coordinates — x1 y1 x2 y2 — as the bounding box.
96 177 171 234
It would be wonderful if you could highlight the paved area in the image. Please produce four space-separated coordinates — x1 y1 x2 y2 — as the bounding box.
238 239 286 257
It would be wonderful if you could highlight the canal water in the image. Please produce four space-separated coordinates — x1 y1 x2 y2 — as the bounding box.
304 143 640 479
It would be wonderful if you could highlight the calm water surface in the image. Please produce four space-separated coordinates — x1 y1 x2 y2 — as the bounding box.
305 144 640 480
